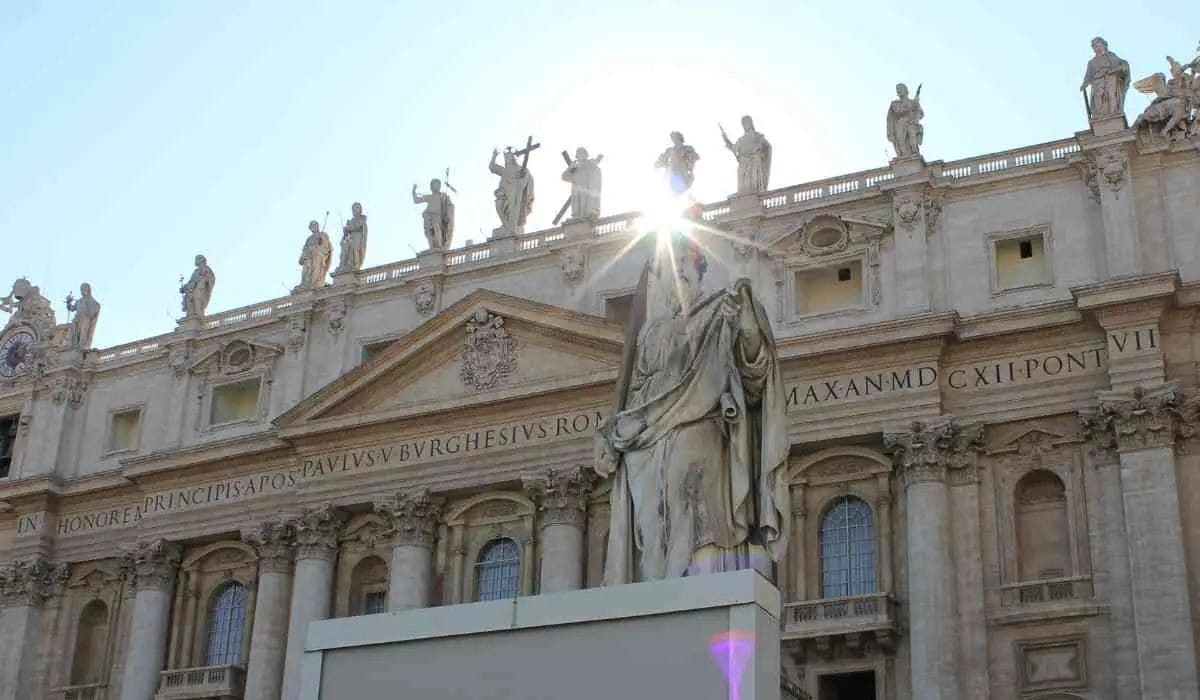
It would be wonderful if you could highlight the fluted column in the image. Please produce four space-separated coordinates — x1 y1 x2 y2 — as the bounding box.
885 420 982 700
374 489 445 611
281 504 344 700
242 518 295 700
1082 384 1200 700
118 540 181 700
523 467 596 593
0 558 68 700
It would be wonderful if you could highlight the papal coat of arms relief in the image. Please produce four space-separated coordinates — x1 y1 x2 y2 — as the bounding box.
460 310 518 391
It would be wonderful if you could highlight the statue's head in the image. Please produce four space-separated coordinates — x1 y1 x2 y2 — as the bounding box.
8 278 32 301
652 232 708 314
351 202 363 216
575 146 589 161
670 131 684 146
896 83 908 98
741 115 754 131
80 283 91 296
308 220 320 233
504 149 517 166
430 178 441 192
194 254 206 267
1091 37 1107 55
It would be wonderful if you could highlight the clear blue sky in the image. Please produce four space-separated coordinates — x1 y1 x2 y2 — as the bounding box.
1 1 1193 348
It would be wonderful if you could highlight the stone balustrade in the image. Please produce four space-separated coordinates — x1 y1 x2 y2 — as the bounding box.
761 167 895 210
999 575 1094 607
156 664 245 699
59 683 105 700
936 138 1081 181
781 592 897 641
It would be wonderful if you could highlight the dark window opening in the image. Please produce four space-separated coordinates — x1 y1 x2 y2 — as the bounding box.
0 414 17 478
837 267 852 282
819 671 876 700
1019 239 1034 259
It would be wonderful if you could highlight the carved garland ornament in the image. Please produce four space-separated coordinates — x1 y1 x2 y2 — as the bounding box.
414 282 437 316
460 310 517 391
883 419 985 486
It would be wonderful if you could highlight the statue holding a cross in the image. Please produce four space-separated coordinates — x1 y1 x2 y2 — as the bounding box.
490 136 538 236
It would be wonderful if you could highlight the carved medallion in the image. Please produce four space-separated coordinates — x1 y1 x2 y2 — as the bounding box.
559 247 586 287
414 283 436 315
460 310 517 391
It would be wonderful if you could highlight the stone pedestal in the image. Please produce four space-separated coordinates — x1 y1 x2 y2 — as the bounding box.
417 249 446 271
281 505 344 700
374 489 445 611
562 219 593 239
523 467 596 594
0 559 67 700
243 520 295 700
118 541 181 700
300 570 781 700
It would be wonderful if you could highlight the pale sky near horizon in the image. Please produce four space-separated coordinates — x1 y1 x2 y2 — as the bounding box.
1 1 1194 348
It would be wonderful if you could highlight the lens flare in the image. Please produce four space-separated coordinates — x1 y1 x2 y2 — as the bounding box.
708 630 756 700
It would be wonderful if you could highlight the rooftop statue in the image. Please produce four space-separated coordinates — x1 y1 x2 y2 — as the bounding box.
334 202 368 274
297 220 332 292
413 178 455 250
721 115 772 194
654 131 699 197
65 283 101 349
887 83 924 158
0 278 56 337
490 138 538 237
180 255 215 318
1133 48 1199 140
1081 36 1131 119
556 147 603 224
595 231 789 584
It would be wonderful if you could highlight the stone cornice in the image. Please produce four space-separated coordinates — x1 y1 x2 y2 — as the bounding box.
120 431 291 478
522 466 597 528
373 489 446 549
289 503 346 560
883 420 985 486
120 539 181 592
242 518 295 574
0 558 69 607
1080 383 1198 454
954 300 1082 341
1070 272 1179 311
775 312 956 360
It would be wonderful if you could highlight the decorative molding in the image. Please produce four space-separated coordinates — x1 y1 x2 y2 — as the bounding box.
50 372 88 407
522 466 597 528
1080 383 1197 454
1088 148 1128 196
922 191 944 232
242 518 296 574
119 539 182 592
286 311 310 354
414 282 437 316
326 297 348 336
460 310 517 391
893 195 922 231
1072 160 1101 203
0 558 69 607
374 488 446 549
290 503 346 561
883 419 984 486
559 246 586 287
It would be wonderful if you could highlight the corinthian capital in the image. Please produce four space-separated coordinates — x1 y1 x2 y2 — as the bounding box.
120 539 181 592
1081 383 1197 453
883 420 984 486
289 503 346 561
0 558 69 607
242 517 295 574
374 489 445 549
523 466 597 527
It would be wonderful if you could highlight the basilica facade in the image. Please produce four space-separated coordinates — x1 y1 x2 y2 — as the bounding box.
2 56 1200 700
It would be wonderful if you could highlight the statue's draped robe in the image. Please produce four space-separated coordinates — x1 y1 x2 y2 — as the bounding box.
1084 51 1130 116
887 99 924 157
564 160 602 220
600 271 789 584
733 132 771 194
184 267 215 316
72 296 100 348
492 163 534 231
422 192 455 249
338 216 368 273
300 233 332 289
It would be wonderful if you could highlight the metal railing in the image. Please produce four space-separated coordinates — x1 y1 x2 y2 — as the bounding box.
999 575 1093 607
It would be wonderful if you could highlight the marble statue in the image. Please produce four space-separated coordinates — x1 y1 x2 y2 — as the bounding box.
413 179 455 250
595 230 789 584
65 283 100 349
721 116 772 194
559 147 603 222
297 220 332 291
490 147 535 236
1082 37 1131 119
654 131 700 196
1133 52 1199 139
0 278 56 336
887 83 924 158
180 255 215 318
335 202 368 274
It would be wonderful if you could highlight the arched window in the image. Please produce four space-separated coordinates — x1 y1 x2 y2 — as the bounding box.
474 538 520 601
820 497 876 598
350 556 389 616
1015 470 1070 581
70 600 109 684
203 582 248 667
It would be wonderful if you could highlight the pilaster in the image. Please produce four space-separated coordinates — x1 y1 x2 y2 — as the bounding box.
881 158 933 314
118 540 180 700
523 467 596 594
0 558 68 700
374 489 445 611
1076 129 1140 277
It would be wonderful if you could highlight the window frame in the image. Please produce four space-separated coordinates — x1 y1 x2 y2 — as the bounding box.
202 581 249 668
817 496 877 599
104 404 144 456
473 537 522 602
204 374 264 430
986 224 1055 295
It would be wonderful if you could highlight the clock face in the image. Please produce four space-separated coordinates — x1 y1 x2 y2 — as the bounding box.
0 329 35 378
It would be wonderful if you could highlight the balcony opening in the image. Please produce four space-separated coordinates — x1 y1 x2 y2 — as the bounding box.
818 670 875 700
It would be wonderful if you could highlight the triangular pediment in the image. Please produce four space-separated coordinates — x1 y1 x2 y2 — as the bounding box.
276 289 624 434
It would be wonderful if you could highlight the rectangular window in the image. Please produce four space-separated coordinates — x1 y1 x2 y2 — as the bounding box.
107 408 141 454
209 378 261 426
795 260 864 315
0 414 17 478
362 590 387 615
604 294 634 332
360 341 389 364
994 231 1050 291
